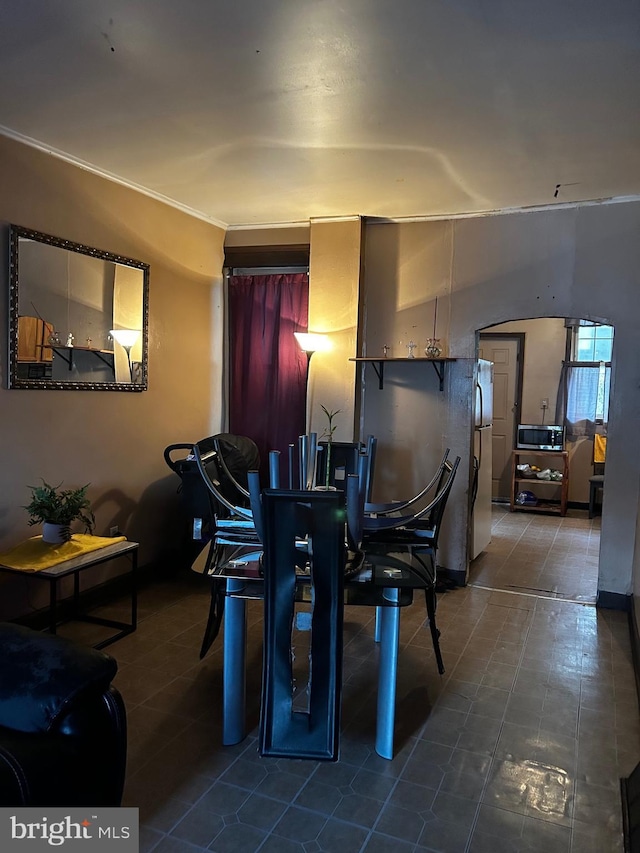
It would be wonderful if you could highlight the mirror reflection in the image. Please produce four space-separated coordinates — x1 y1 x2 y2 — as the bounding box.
9 226 149 391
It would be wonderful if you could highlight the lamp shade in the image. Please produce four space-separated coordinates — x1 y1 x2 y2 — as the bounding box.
294 332 330 353
110 329 139 348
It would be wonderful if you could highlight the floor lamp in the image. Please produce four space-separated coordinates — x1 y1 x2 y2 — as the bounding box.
294 331 330 402
294 332 329 486
110 329 139 382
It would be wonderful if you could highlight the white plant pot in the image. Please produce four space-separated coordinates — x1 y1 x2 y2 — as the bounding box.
42 522 71 545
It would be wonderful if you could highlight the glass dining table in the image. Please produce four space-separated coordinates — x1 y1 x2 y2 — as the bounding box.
213 543 436 760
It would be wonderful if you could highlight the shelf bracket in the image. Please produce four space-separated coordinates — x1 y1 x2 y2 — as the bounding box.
51 346 73 370
371 360 384 390
430 360 445 391
92 351 115 371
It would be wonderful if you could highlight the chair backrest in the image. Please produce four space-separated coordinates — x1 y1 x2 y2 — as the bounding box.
292 434 377 497
346 473 364 551
165 434 260 519
419 456 461 551
363 434 377 502
259 488 345 760
208 434 260 498
364 448 450 516
316 441 361 489
247 470 264 541
316 436 377 500
362 455 461 535
164 443 213 519
191 444 253 522
422 455 458 530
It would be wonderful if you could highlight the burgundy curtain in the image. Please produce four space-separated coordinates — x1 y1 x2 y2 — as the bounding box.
228 274 309 482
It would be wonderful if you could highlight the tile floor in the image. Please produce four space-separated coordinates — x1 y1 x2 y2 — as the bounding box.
67 506 638 853
468 504 600 603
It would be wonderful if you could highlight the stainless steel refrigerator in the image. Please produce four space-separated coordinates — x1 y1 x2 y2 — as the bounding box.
471 359 493 559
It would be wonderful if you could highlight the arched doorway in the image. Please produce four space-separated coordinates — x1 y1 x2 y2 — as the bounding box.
468 316 613 604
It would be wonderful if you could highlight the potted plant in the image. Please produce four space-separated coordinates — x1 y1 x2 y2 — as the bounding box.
24 480 95 544
320 405 341 489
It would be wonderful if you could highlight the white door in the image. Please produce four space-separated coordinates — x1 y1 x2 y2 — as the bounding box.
479 337 521 500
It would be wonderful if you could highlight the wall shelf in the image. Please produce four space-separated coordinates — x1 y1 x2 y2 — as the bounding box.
349 357 457 391
40 345 115 373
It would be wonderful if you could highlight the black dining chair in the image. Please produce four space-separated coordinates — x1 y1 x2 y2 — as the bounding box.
364 448 450 517
163 433 260 569
192 446 297 658
316 436 377 499
362 454 461 674
189 445 262 658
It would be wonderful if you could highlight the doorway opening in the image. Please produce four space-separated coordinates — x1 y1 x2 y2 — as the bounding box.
469 317 612 605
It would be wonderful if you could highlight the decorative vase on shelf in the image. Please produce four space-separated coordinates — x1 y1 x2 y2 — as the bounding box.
42 522 71 545
425 338 443 358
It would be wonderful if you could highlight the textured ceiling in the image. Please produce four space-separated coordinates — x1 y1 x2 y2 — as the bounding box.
1 0 639 228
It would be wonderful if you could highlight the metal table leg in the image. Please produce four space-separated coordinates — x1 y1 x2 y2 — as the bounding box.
222 579 247 745
376 588 400 759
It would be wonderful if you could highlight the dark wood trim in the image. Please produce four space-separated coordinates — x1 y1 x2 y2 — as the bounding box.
224 244 310 268
479 331 525 450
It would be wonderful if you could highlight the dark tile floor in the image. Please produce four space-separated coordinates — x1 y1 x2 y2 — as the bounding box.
468 504 600 603
67 507 637 853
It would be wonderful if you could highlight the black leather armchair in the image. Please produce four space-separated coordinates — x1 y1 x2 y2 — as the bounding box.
0 623 126 806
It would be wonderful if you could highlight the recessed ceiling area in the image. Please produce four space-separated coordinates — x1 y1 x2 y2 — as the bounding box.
1 0 639 227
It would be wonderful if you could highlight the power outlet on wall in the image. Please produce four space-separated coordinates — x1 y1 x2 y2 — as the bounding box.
540 398 549 410
109 525 119 537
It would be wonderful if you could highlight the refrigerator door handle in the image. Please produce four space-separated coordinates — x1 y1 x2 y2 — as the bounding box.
476 381 484 428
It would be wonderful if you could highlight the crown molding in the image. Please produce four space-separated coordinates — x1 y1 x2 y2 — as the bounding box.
365 194 640 225
0 126 228 230
309 215 362 223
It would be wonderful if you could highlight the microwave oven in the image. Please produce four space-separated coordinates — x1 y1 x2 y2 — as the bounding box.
516 424 565 451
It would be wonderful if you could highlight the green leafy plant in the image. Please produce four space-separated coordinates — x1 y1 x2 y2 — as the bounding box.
320 405 341 488
24 480 95 537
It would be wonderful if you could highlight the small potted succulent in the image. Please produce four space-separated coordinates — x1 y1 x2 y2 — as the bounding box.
24 480 95 544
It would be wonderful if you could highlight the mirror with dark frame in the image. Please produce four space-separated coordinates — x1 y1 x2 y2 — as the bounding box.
8 226 149 391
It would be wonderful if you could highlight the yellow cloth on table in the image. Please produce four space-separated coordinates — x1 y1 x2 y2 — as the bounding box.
0 534 127 572
594 434 607 464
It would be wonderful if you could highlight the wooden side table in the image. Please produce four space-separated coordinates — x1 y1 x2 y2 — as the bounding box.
0 540 139 649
